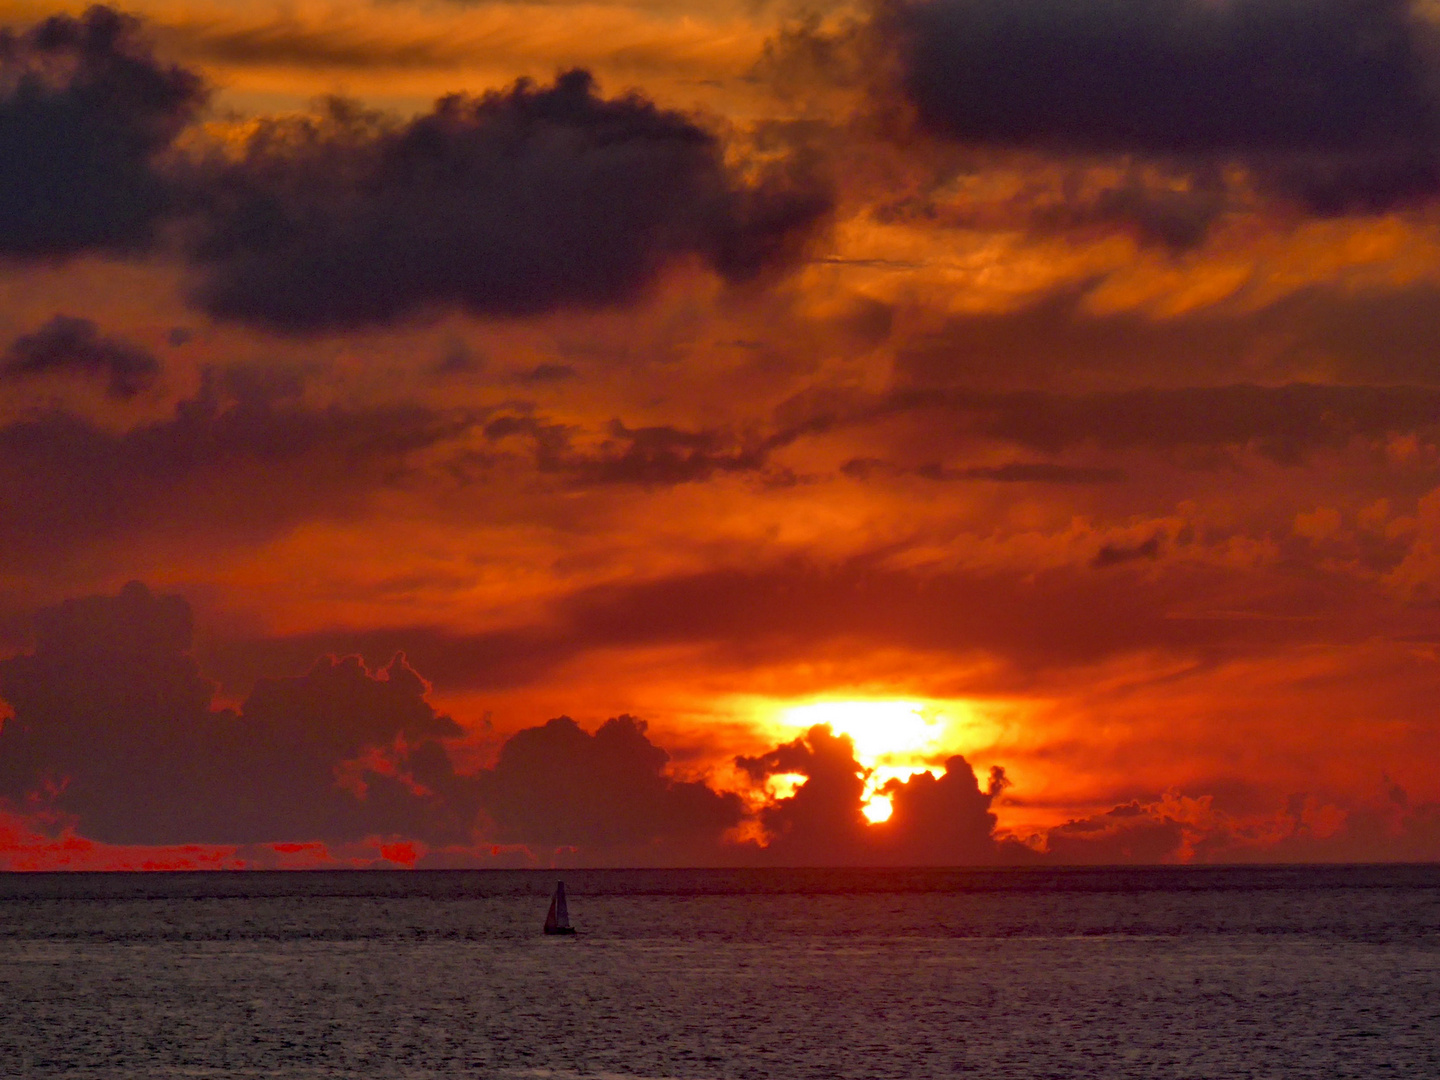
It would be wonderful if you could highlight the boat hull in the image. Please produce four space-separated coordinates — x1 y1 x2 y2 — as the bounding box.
543 925 576 935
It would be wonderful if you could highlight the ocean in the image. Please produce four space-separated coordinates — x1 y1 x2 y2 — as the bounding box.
1 866 1436 1078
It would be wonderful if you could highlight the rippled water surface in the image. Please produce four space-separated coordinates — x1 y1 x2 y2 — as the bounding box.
2 866 1437 1078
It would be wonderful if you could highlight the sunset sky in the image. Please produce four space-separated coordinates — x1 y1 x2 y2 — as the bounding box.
1 0 1439 869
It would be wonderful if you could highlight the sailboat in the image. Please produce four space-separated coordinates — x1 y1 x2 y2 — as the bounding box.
543 880 576 935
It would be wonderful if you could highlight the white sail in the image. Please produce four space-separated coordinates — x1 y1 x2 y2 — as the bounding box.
554 881 570 928
544 880 574 933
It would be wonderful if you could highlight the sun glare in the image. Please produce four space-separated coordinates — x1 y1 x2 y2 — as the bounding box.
861 794 894 823
780 700 945 760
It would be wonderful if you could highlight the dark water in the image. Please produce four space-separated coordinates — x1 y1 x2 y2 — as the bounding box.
2 866 1438 1078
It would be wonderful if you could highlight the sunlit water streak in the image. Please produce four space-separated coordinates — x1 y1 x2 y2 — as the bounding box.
1 866 1437 1078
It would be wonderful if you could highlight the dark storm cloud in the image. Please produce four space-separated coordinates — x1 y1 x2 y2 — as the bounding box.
185 69 831 331
0 6 205 258
878 0 1440 212
1 315 159 398
479 714 745 862
887 0 1430 155
0 381 470 563
0 583 478 845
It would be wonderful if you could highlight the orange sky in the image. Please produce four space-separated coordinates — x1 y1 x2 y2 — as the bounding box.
1 0 1439 868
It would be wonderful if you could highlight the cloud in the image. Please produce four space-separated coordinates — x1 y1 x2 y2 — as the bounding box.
738 725 1028 864
484 413 773 486
935 384 1440 461
0 379 470 562
0 581 1068 861
1092 534 1163 569
738 724 873 860
1043 783 1440 863
185 69 830 331
792 380 1440 466
876 0 1440 213
0 5 205 258
0 582 479 845
895 280 1440 388
0 584 737 861
875 756 1025 863
843 458 1124 484
208 550 1354 705
1 315 159 398
1043 800 1188 863
478 714 745 863
0 9 827 326
6 589 1435 865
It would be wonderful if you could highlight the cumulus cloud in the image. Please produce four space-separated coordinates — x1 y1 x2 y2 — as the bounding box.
738 724 873 860
738 725 1027 864
0 9 827 325
479 714 745 863
185 69 830 331
1 315 159 397
0 5 205 258
875 756 1024 863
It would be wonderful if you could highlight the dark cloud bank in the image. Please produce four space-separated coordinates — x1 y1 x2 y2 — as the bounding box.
0 583 1016 864
0 375 469 566
772 0 1440 239
0 7 829 330
0 5 204 258
2 583 1437 864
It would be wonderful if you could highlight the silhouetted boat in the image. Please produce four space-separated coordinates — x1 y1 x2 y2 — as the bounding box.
543 880 575 935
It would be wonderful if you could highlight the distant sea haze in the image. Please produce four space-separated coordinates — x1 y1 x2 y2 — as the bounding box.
2 865 1437 1078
